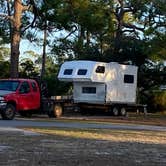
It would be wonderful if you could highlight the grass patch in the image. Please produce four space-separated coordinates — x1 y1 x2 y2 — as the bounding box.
23 127 166 145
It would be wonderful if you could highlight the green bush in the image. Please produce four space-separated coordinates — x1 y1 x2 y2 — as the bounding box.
43 74 72 97
152 91 166 111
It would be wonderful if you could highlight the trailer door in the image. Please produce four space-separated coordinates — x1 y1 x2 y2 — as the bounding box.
73 82 106 104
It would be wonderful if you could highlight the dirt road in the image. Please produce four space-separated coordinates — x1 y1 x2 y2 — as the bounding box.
0 117 166 131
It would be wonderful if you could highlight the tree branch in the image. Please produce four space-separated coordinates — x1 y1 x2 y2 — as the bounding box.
0 13 14 22
122 22 145 32
21 2 37 33
63 25 78 40
22 4 32 11
122 29 135 33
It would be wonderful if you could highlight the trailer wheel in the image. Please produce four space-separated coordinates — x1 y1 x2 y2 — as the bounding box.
120 107 127 116
54 104 63 118
1 104 16 120
112 107 119 116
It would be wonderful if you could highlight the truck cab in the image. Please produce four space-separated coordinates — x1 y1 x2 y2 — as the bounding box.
0 79 41 120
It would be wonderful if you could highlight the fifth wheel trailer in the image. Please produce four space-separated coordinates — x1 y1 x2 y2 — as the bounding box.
57 60 146 116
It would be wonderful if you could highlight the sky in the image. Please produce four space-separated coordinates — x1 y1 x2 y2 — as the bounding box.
19 39 45 64
20 40 42 57
19 29 69 62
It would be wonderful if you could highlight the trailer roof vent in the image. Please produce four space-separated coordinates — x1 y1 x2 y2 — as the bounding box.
77 69 87 75
64 69 73 75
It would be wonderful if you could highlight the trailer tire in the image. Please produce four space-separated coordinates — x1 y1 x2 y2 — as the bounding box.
120 107 127 116
1 104 16 120
112 106 119 116
54 104 63 118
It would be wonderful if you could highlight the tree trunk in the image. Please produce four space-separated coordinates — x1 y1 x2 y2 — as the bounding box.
41 19 47 80
76 25 84 59
10 0 23 78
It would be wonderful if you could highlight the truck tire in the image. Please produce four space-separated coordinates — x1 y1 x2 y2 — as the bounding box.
120 107 127 116
53 104 63 118
1 104 16 120
112 106 119 116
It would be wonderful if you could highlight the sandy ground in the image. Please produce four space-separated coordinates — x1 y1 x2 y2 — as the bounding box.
0 129 166 166
0 113 166 166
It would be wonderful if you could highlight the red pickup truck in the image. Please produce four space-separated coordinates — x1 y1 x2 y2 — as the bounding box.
0 79 41 120
0 78 67 120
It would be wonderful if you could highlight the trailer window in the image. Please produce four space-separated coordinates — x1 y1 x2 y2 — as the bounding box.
64 69 73 75
96 66 105 73
77 69 87 75
82 87 96 94
124 75 134 84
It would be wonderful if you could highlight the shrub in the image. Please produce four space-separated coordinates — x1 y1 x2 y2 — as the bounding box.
43 74 72 96
152 91 166 111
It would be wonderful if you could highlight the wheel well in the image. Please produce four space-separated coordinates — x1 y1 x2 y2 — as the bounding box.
7 101 16 108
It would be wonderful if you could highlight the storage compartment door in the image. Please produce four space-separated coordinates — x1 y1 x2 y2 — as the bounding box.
73 82 106 104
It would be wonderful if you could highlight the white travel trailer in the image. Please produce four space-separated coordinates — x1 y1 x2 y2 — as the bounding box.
58 60 145 116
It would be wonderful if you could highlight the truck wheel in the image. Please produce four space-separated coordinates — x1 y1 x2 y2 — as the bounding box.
54 105 63 118
112 107 119 116
1 104 16 120
120 107 127 116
